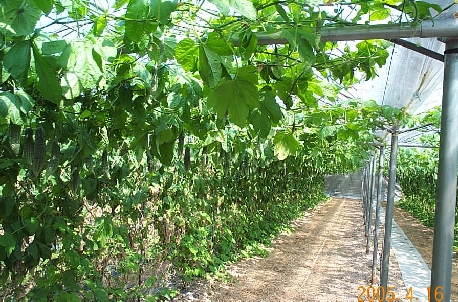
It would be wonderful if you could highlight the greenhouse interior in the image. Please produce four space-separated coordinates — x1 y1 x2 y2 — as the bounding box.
1 0 458 300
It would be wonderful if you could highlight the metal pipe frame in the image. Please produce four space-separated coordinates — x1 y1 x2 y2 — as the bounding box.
362 166 367 233
388 38 444 62
430 38 458 302
248 19 458 45
363 164 371 238
365 164 371 237
372 145 385 284
366 156 376 254
380 129 399 296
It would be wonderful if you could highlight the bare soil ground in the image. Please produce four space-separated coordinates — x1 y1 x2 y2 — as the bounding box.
174 198 406 301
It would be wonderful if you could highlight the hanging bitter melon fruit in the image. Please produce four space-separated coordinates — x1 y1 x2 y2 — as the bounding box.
184 146 190 172
33 126 46 177
70 166 80 193
315 12 323 50
46 140 61 177
8 122 21 156
201 146 207 171
85 155 94 173
178 131 185 159
23 127 34 165
101 148 109 178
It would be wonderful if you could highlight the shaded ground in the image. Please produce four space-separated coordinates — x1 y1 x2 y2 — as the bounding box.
174 198 406 301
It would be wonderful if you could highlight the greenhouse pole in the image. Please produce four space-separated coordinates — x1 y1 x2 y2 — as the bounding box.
366 156 376 254
430 38 458 302
363 163 370 237
361 165 366 229
380 129 398 295
372 145 385 284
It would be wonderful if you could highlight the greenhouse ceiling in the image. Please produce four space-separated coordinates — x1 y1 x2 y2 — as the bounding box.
331 0 455 112
240 0 458 144
30 0 457 125
344 0 456 143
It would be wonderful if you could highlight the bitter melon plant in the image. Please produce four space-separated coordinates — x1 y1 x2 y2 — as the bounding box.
32 126 46 178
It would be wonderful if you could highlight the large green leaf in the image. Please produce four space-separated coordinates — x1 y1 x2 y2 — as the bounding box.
207 69 259 127
61 72 81 100
149 35 177 61
1 61 10 85
150 0 178 24
92 38 117 68
0 96 7 120
0 90 34 124
370 6 391 21
260 88 283 124
415 1 442 20
308 111 329 126
33 0 53 15
250 107 271 138
0 92 21 124
274 77 294 108
236 65 258 85
275 3 289 23
60 40 105 97
93 288 109 301
150 121 178 166
41 39 68 56
205 32 233 56
199 45 222 88
238 29 258 60
337 128 359 141
250 87 282 137
0 0 42 36
15 89 35 114
114 0 129 9
207 0 257 20
92 16 107 36
281 28 316 64
273 131 300 160
3 40 31 86
0 232 16 257
175 38 199 71
24 217 39 235
308 80 340 101
125 0 158 42
33 44 62 103
151 137 175 166
319 125 338 140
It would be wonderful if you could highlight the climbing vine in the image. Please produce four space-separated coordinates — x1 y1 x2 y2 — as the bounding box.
394 108 458 249
0 0 443 299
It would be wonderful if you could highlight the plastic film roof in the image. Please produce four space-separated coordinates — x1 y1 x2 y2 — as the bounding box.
349 0 457 143
352 37 444 115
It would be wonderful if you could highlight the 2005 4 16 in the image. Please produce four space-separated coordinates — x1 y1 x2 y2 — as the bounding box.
357 285 444 302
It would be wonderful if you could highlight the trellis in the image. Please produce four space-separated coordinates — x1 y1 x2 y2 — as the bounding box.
249 17 458 301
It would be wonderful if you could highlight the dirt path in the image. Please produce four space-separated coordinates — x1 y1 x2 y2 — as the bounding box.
178 198 405 301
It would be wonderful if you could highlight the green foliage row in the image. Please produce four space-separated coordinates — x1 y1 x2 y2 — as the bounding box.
396 134 458 249
0 129 327 300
